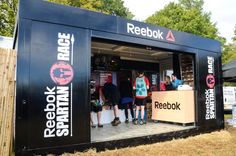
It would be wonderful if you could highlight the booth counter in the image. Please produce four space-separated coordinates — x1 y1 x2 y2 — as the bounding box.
152 90 195 124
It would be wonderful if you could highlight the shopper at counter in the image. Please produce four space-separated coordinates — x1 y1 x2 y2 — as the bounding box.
164 75 173 91
133 71 150 125
171 73 183 90
103 76 121 126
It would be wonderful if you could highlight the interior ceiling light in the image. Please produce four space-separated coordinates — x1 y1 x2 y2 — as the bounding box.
151 52 162 56
112 45 125 51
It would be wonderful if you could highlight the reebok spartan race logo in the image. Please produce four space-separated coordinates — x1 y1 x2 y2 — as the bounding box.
154 101 181 110
44 32 74 138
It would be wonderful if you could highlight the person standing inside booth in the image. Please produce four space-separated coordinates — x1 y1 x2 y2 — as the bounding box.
119 76 135 123
133 71 150 125
90 79 104 128
171 73 183 90
103 75 121 126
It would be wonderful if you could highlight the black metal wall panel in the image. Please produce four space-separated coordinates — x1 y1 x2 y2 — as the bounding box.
196 50 224 129
15 18 32 153
16 21 91 153
117 18 221 52
19 0 221 52
19 0 117 33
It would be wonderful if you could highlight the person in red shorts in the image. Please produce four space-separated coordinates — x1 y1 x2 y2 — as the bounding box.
133 71 150 125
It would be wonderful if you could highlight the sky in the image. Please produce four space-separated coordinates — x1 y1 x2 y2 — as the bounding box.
123 0 236 43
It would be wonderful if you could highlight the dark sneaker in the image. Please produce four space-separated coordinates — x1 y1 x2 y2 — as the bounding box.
139 119 144 125
133 119 138 125
143 120 147 124
91 125 96 128
111 118 116 124
98 124 103 128
125 119 129 124
132 118 135 123
112 119 121 126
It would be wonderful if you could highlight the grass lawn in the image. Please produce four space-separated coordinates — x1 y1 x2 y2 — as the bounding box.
62 117 236 156
225 114 232 120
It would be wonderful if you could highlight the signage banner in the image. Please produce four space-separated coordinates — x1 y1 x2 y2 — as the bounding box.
44 32 74 138
204 56 216 120
27 21 90 148
118 20 176 43
152 91 195 124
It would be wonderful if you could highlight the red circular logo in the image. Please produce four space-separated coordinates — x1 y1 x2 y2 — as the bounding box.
206 74 215 89
50 61 74 85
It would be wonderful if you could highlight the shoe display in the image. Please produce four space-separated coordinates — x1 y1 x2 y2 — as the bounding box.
112 119 121 126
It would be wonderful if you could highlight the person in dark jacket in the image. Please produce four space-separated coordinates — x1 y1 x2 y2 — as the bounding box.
164 75 173 91
119 77 134 123
103 75 121 126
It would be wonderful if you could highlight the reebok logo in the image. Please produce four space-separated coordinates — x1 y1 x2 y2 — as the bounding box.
166 30 175 42
127 23 163 40
154 101 181 110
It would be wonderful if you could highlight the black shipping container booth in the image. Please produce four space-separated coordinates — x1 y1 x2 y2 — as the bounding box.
14 0 224 155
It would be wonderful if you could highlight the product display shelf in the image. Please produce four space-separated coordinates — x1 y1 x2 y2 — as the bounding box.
180 55 194 88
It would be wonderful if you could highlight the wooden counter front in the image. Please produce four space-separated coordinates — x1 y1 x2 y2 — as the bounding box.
152 90 195 124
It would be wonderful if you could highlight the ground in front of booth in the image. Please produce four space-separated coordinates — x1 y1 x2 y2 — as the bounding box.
61 122 236 156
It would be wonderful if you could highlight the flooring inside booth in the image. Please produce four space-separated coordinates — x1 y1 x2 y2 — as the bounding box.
91 121 195 142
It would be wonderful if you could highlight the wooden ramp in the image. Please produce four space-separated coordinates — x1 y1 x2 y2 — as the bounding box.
0 48 16 156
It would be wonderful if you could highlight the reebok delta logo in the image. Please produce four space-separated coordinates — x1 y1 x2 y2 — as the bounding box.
166 30 175 42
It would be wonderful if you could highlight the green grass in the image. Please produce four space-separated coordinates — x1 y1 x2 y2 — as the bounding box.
225 114 232 120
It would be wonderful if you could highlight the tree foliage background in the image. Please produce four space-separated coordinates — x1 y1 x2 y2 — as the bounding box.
146 0 224 43
0 0 17 37
49 0 133 19
222 25 236 64
0 0 133 37
145 0 236 66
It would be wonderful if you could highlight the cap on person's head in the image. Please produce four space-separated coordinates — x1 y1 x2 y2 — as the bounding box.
106 75 112 83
